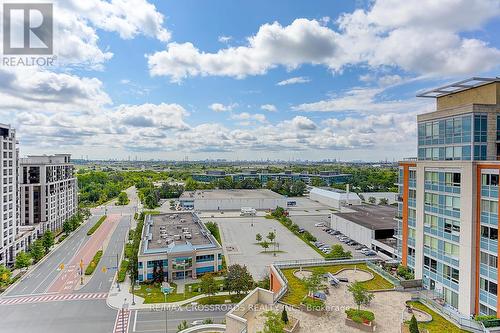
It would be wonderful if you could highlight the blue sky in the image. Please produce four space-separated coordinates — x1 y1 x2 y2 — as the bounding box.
2 0 500 161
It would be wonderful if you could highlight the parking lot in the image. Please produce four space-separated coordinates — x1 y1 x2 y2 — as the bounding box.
205 216 322 278
290 214 371 259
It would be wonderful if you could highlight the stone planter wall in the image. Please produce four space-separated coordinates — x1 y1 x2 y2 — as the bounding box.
299 304 325 316
345 317 376 332
284 318 300 333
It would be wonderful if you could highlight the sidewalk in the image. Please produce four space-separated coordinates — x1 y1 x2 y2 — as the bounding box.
106 277 231 310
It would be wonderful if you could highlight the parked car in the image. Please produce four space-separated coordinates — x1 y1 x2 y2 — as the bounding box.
355 245 365 250
315 223 324 227
298 228 305 233
364 251 377 256
347 240 358 246
332 231 341 235
191 320 204 326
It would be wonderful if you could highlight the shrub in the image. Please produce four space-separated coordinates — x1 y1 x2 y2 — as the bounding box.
117 259 129 283
345 308 375 324
396 265 414 280
85 250 103 275
301 296 325 311
281 307 289 324
87 215 107 236
303 231 317 242
409 314 419 333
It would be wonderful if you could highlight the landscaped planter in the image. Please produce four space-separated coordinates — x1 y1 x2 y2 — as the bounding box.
284 317 300 333
345 317 376 332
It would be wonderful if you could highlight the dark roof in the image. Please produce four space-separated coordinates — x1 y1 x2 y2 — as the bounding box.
334 204 397 230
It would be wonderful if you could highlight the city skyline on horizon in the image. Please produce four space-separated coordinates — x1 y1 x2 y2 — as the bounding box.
2 0 500 161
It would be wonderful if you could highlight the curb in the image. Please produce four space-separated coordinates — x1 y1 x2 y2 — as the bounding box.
1 214 96 296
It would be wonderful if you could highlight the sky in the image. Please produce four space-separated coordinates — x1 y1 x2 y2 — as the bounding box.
1 0 500 161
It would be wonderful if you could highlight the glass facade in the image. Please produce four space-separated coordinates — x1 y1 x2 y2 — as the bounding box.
418 113 488 161
479 171 499 315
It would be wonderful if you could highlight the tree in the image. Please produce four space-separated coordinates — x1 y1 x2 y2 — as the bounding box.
259 311 284 333
255 233 262 242
379 198 388 205
200 273 217 297
281 307 289 324
224 264 254 295
30 239 45 262
368 196 376 204
303 271 323 296
0 265 12 287
63 220 74 235
15 251 31 270
117 191 129 205
202 319 213 324
326 244 352 259
42 231 55 253
267 231 276 243
260 240 270 252
348 281 374 310
409 315 420 333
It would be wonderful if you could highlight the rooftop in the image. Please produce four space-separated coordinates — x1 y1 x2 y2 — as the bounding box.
20 154 72 165
334 204 397 230
416 77 500 98
180 189 285 200
140 212 219 255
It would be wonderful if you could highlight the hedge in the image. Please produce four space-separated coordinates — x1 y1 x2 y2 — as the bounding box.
87 215 107 236
85 250 103 275
117 260 129 283
345 308 375 324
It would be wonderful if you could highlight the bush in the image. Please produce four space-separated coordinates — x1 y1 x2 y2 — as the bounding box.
303 231 317 242
117 259 129 283
475 314 497 322
409 314 419 333
281 307 289 324
87 215 107 236
345 308 375 324
396 265 414 280
301 296 325 310
85 250 103 275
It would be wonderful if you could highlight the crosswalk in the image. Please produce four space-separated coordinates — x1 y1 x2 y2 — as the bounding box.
113 308 131 333
0 292 108 306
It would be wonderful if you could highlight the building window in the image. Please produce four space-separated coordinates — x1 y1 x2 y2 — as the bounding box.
444 219 460 234
481 199 498 214
482 174 499 186
480 277 498 296
424 235 438 250
481 226 499 240
423 256 437 273
443 241 459 257
424 214 438 229
480 252 498 269
443 264 460 284
443 287 459 309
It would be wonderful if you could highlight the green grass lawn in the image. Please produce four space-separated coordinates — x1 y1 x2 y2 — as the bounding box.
281 263 394 305
406 301 469 333
135 282 202 303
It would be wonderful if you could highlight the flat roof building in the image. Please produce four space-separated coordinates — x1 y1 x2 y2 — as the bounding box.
331 204 397 259
137 212 223 282
179 189 287 211
309 187 362 209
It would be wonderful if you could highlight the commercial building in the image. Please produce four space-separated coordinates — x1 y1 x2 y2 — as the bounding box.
19 154 77 234
397 77 500 318
309 187 362 209
179 189 287 211
192 170 351 186
331 204 397 258
137 212 223 282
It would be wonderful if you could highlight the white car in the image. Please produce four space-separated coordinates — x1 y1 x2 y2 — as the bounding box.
314 223 324 227
191 320 204 326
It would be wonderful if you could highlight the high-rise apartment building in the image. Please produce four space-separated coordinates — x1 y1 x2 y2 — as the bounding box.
19 154 77 235
397 77 500 318
0 124 18 266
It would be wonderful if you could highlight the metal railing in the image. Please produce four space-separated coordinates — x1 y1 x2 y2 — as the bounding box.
273 257 379 269
416 290 484 333
366 261 401 288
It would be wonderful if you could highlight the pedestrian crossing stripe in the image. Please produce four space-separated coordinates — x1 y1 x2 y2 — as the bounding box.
0 292 108 306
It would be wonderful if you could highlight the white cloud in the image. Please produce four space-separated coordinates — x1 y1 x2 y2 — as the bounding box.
276 76 311 86
231 112 267 124
209 103 238 112
147 19 339 82
218 35 232 43
292 86 429 113
260 104 277 112
147 1 500 81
